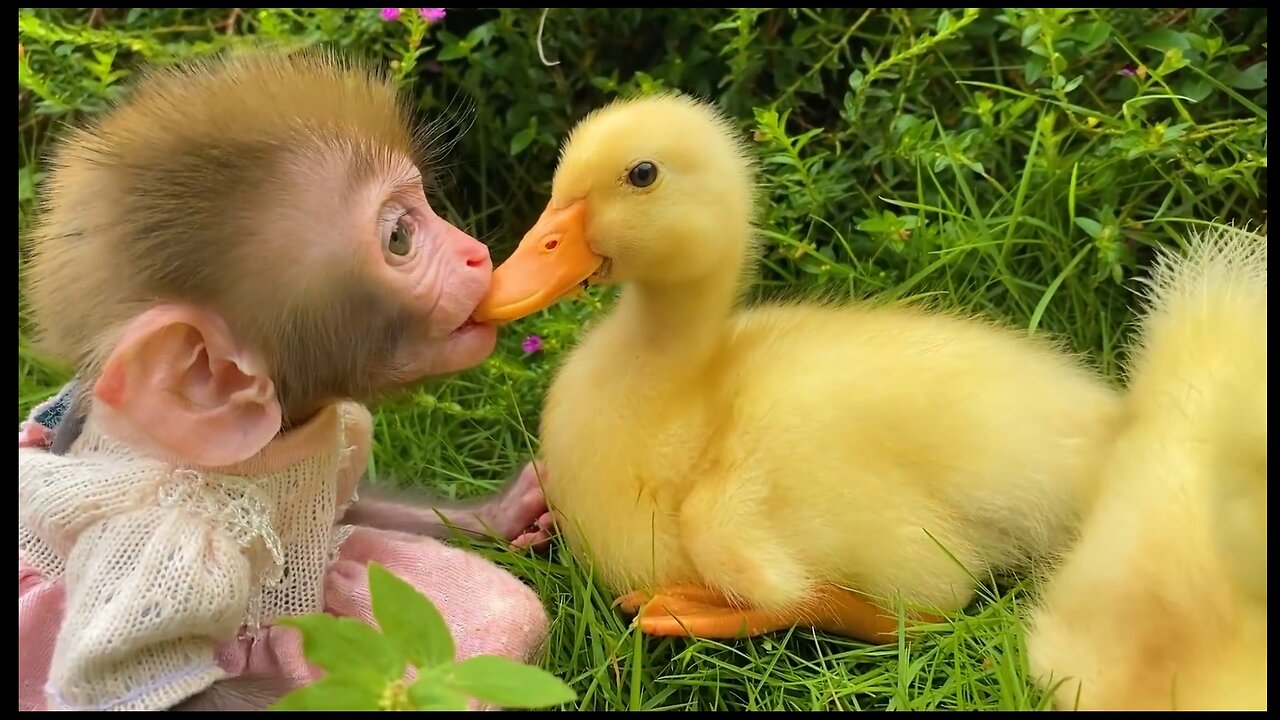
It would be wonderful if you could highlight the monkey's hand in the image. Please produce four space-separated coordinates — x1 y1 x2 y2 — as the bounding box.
342 461 556 549
481 460 555 550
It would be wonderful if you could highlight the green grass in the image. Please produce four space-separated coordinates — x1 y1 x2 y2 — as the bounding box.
19 8 1267 711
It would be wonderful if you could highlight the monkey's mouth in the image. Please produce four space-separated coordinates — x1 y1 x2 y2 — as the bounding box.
450 318 490 338
579 256 614 291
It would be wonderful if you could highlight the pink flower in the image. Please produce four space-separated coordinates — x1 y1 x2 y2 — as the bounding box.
380 8 402 22
420 8 446 22
1119 66 1135 77
521 335 543 355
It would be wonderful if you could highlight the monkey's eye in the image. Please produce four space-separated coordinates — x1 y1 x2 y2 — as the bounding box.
387 216 414 258
627 161 659 188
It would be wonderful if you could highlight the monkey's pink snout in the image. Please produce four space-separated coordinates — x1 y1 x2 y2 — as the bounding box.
456 233 493 272
463 243 491 270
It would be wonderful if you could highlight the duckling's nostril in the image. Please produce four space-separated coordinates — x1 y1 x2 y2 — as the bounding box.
544 239 559 251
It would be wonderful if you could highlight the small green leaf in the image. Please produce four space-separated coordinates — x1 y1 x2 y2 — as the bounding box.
509 126 537 156
452 655 578 710
1019 22 1041 49
1175 75 1214 102
278 614 402 682
367 562 455 669
1136 29 1189 52
1065 20 1112 53
935 9 954 34
465 23 496 46
1222 61 1267 90
436 42 469 62
856 211 896 235
408 674 470 711
270 674 384 711
1023 54 1047 84
1073 217 1103 239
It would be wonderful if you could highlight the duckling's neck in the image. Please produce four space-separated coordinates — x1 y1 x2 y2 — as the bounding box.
612 266 740 369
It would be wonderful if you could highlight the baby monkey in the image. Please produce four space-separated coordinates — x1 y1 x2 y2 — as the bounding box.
18 49 552 711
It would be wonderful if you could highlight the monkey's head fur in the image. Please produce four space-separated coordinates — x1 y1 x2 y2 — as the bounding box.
25 49 496 437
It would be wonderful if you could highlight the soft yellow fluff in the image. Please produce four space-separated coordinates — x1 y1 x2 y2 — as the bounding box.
536 92 1123 620
1025 224 1268 710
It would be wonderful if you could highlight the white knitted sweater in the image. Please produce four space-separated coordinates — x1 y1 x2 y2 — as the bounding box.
18 401 371 711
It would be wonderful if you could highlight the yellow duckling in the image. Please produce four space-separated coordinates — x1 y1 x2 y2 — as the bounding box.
475 92 1122 642
1025 224 1267 710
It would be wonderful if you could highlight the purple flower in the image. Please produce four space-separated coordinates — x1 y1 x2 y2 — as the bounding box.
1119 66 1135 77
380 8 402 22
522 334 544 355
420 8 446 22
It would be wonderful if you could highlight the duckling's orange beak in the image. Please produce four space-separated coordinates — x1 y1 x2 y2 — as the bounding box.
472 200 604 324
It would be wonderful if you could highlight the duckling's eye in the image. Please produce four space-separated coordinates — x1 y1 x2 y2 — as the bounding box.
387 216 414 258
627 161 659 188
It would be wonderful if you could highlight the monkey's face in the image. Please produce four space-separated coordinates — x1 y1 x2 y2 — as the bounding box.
351 158 498 379
257 150 499 413
25 50 504 425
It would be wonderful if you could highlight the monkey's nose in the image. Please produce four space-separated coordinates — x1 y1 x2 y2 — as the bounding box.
456 233 493 272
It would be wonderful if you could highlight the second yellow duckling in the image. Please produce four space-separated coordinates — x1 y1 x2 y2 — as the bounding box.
475 93 1122 642
1025 224 1267 710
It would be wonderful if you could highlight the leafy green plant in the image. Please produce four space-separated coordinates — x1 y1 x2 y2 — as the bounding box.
271 563 576 711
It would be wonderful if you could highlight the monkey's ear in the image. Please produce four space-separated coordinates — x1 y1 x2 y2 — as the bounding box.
93 304 282 467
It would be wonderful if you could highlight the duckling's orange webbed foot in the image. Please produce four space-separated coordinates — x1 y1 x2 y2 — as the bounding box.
616 585 789 638
616 584 928 643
